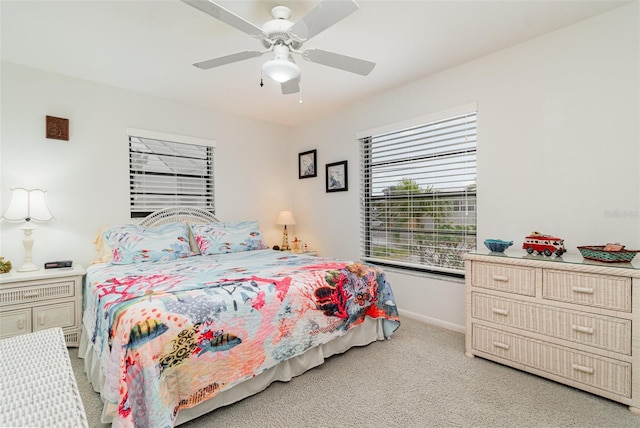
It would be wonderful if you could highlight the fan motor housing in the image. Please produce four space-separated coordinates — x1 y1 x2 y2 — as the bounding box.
261 6 301 49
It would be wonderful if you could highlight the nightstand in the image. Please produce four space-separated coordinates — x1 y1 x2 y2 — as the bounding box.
0 265 85 347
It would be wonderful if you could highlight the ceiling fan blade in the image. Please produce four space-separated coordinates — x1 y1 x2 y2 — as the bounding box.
289 0 358 41
181 0 265 38
281 77 300 95
303 49 375 76
193 50 263 69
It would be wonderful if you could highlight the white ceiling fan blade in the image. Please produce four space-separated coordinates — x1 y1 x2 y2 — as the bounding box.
193 51 263 69
181 0 265 38
281 77 300 95
303 49 375 76
289 0 358 41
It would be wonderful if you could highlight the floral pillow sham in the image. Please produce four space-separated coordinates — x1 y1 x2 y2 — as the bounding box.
190 221 268 255
103 222 194 264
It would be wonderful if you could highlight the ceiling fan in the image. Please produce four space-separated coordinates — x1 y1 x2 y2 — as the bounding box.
181 0 375 95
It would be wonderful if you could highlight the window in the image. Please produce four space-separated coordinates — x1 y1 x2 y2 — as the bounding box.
359 108 477 276
128 128 215 218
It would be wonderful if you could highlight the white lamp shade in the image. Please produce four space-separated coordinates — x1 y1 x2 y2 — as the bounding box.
2 188 54 222
276 210 296 226
262 59 300 83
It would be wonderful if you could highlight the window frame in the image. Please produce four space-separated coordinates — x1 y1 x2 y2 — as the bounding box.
358 105 477 277
127 128 216 218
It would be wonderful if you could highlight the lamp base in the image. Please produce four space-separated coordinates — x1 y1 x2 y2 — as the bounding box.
281 225 290 251
18 224 39 272
17 262 39 272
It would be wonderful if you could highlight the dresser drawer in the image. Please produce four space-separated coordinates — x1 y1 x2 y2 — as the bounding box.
471 262 537 296
0 280 76 307
0 308 32 338
472 293 632 354
542 270 631 312
472 324 631 398
33 301 76 331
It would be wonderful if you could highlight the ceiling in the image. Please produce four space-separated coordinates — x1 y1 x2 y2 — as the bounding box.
0 0 630 127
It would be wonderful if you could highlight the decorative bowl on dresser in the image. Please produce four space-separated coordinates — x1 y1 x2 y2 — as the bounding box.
0 265 85 346
484 239 513 253
464 251 640 415
577 245 640 263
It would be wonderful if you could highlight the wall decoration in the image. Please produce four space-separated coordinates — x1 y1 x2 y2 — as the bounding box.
46 115 69 141
298 149 317 179
326 160 348 192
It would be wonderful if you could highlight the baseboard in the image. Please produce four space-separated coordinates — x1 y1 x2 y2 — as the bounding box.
397 308 465 334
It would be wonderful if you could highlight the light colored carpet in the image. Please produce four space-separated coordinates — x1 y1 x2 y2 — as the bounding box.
69 316 640 427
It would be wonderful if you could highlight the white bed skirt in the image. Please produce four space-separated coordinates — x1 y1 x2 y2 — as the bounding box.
78 317 387 426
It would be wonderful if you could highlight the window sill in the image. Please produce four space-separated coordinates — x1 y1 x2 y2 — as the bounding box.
363 261 465 283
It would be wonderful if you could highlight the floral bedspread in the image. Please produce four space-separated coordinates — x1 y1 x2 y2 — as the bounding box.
83 249 400 427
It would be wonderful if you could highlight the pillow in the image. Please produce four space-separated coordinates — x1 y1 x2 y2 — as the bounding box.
92 225 114 264
186 224 201 254
103 222 194 264
190 221 268 255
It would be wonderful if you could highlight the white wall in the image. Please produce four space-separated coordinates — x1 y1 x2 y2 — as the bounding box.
289 3 639 331
0 63 292 269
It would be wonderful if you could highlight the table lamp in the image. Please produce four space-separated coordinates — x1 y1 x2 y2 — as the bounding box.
1 188 54 272
276 210 296 251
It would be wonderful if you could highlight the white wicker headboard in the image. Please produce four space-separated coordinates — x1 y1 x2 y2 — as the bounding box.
138 207 220 227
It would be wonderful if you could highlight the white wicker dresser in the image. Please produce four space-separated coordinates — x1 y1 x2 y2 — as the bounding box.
0 327 88 427
464 251 640 414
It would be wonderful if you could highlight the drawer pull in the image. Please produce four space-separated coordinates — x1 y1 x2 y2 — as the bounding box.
572 363 594 374
17 319 25 330
23 291 40 298
492 275 509 282
571 325 594 335
492 308 509 316
493 341 510 350
38 314 46 326
571 286 594 295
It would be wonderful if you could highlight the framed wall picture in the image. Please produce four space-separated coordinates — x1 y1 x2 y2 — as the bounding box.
326 160 348 192
46 115 69 141
298 149 317 179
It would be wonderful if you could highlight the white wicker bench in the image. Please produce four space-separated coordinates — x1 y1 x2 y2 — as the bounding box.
0 327 88 427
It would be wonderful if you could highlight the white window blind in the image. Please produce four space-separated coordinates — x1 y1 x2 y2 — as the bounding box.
129 133 214 218
360 111 477 275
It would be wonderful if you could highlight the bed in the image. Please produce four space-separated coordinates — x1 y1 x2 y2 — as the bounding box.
79 207 400 427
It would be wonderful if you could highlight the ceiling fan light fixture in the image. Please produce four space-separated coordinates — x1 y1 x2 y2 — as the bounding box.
262 58 300 83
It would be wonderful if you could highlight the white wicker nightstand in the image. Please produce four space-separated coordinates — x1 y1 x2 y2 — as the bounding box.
0 265 85 346
465 251 640 415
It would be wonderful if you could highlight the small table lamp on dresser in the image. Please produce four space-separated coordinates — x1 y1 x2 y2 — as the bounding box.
1 188 54 272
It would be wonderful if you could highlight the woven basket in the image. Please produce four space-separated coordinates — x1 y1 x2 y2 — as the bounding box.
577 246 639 263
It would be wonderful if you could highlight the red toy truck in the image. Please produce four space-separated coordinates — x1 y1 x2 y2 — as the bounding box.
522 233 566 256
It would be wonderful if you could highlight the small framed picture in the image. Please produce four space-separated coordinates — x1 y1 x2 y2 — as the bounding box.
326 160 348 192
46 115 69 141
299 149 317 179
